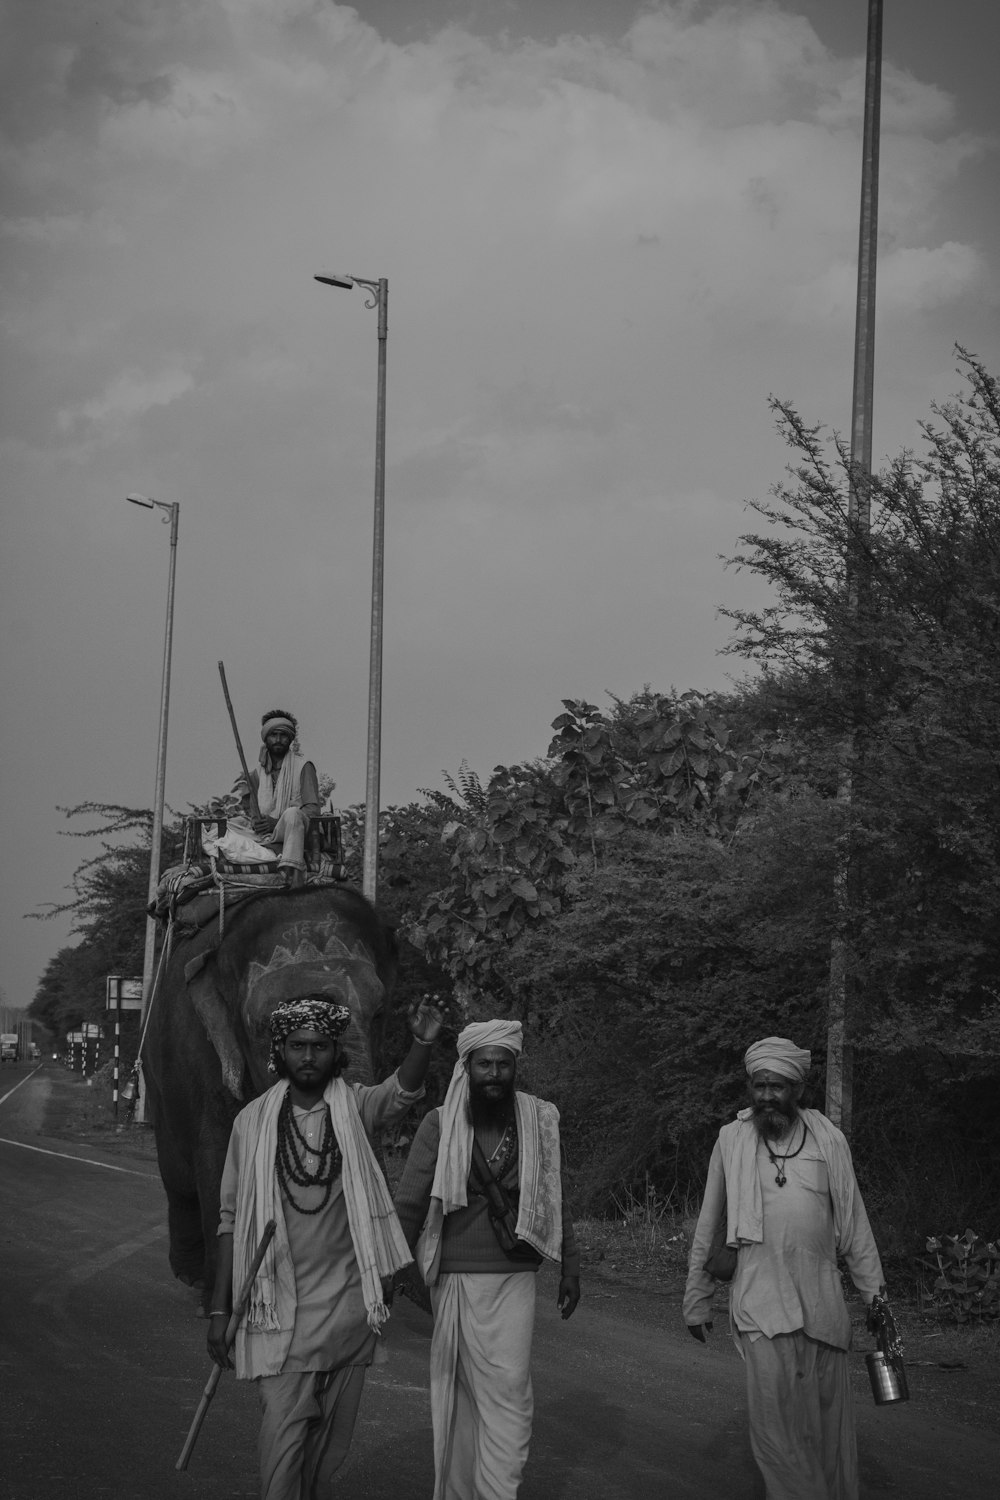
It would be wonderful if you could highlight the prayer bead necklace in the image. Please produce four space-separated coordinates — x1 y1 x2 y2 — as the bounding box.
276 1092 342 1213
765 1120 809 1186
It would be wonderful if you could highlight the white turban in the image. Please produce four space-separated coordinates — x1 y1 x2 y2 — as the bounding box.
432 1020 523 1215
744 1036 811 1083
456 1019 523 1061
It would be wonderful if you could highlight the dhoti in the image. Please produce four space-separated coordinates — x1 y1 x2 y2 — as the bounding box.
741 1331 858 1500
257 1365 367 1500
430 1271 536 1500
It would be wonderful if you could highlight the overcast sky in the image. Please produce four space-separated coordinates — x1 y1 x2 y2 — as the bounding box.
2 0 999 1012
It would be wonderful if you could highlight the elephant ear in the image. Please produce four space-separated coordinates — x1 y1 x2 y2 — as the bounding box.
187 968 247 1100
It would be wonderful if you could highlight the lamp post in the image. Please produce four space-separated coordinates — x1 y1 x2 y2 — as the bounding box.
314 273 388 905
127 494 179 1052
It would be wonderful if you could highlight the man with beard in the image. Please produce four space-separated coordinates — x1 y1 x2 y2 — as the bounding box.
233 709 321 887
683 1036 886 1500
394 1019 581 1500
207 992 442 1499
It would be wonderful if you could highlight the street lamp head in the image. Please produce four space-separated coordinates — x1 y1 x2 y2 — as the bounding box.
126 493 155 508
314 273 355 290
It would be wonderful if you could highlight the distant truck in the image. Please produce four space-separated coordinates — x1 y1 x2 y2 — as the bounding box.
0 1033 19 1062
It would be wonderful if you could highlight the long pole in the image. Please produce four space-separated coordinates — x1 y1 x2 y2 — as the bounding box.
175 1218 277 1471
362 278 388 905
826 0 882 1134
136 502 179 1123
218 661 261 820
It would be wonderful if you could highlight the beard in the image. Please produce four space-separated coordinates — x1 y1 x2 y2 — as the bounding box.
467 1076 515 1128
753 1100 798 1141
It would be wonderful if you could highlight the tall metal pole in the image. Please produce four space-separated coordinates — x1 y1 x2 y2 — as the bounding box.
363 278 388 906
313 272 388 906
826 0 882 1133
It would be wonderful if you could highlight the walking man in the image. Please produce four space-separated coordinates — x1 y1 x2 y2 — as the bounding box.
394 1019 581 1500
207 992 441 1499
684 1036 886 1500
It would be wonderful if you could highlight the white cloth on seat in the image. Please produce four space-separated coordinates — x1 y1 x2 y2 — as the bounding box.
201 824 278 864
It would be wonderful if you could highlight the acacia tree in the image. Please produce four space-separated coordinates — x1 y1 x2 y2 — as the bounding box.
28 802 185 1036
723 352 1000 1064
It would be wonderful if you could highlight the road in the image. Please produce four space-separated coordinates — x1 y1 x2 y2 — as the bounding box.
1 1065 997 1498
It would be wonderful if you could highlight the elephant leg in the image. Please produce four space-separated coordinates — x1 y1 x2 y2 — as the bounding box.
193 1099 241 1309
146 1074 207 1287
167 1191 208 1288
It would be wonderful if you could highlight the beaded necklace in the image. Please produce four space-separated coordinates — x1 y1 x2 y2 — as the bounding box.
276 1092 342 1213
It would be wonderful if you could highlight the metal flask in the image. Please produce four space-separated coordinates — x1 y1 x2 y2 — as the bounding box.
866 1349 910 1405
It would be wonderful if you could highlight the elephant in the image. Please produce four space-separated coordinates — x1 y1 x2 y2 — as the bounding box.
142 884 398 1303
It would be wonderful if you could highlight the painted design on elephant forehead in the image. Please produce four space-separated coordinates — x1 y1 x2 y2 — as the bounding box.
246 924 383 984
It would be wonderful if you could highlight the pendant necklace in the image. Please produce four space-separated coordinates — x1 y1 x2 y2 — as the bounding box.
766 1120 808 1186
486 1121 512 1164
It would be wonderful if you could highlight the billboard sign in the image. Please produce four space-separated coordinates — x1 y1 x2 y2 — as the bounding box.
106 976 144 1011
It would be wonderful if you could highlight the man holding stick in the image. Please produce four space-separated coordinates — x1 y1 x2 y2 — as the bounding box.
207 992 441 1499
233 708 320 887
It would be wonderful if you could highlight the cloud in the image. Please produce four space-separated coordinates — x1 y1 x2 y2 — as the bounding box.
2 0 998 1012
57 365 197 434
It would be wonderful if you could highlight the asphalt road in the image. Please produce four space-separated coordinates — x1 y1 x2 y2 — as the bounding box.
1 1065 997 1499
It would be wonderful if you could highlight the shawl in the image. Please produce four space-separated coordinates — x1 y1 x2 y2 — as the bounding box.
430 1021 524 1215
232 1076 412 1367
254 751 308 819
428 1079 563 1267
718 1106 869 1254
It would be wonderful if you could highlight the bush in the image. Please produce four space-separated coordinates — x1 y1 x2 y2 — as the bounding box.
915 1230 1000 1323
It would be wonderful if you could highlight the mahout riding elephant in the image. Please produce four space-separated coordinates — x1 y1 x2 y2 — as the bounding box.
142 884 398 1302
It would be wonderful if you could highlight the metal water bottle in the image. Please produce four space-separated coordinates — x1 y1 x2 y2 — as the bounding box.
866 1291 909 1405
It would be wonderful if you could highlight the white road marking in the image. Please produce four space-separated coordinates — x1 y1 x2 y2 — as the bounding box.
0 1135 160 1178
62 1224 167 1289
0 1063 44 1107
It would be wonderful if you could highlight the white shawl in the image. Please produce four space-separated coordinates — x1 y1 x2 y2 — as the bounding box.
428 1067 564 1267
232 1076 412 1372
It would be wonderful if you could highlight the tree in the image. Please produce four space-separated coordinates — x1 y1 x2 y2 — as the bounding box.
722 351 1000 1064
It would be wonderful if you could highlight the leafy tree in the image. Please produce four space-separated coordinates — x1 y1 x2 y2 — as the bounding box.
722 351 1000 1063
28 803 184 1036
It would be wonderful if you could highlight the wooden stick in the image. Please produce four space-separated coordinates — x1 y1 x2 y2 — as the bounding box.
175 1218 277 1471
218 660 261 821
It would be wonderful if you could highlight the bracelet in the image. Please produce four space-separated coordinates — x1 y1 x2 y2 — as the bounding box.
410 1036 434 1048
209 1310 230 1318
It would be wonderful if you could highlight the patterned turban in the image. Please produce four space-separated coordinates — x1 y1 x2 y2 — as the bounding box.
744 1036 811 1083
456 1019 523 1060
268 996 352 1073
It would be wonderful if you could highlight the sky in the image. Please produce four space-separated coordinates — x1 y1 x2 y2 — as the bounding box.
2 0 999 1011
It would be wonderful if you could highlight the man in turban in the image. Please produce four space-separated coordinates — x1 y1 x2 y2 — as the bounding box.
683 1037 886 1500
394 1019 581 1500
234 709 321 887
206 992 442 1499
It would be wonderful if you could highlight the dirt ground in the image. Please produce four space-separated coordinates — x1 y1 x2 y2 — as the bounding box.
28 1063 1000 1436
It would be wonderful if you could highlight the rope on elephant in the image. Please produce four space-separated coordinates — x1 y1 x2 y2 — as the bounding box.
206 856 284 942
127 916 177 1116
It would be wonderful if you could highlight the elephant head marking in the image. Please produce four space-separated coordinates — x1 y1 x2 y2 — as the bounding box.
239 916 386 1091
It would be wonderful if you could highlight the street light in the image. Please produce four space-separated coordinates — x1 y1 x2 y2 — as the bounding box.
314 272 388 905
127 493 179 1063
